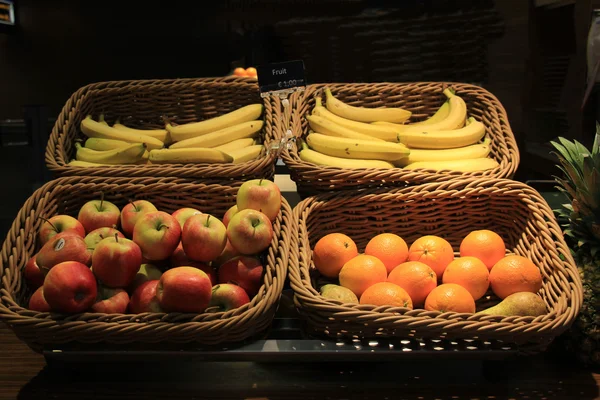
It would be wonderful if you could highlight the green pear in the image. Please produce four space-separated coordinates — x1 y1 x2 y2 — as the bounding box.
320 284 358 304
478 292 547 317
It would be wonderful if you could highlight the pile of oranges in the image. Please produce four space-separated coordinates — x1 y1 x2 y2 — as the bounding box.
233 67 258 79
312 230 543 313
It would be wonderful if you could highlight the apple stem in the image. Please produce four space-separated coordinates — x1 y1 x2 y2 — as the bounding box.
157 224 169 231
114 233 119 242
38 217 58 232
130 200 139 212
212 285 220 293
205 215 211 227
99 192 104 211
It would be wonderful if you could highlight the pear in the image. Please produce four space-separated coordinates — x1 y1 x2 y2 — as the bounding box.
478 292 547 317
320 284 358 304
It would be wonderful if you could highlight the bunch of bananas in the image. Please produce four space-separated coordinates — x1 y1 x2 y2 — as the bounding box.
298 87 499 173
70 105 265 167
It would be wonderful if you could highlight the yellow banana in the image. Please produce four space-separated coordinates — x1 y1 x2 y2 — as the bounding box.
398 117 486 149
99 114 109 126
81 116 164 150
84 138 131 151
213 138 257 153
75 142 146 164
113 120 170 144
395 138 491 166
166 104 263 142
306 133 409 161
300 147 395 169
225 145 263 164
169 120 263 149
306 115 385 142
402 157 499 172
148 148 233 164
412 99 451 125
324 87 411 123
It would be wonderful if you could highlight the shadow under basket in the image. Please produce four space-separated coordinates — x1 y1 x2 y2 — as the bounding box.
288 178 582 354
0 176 291 352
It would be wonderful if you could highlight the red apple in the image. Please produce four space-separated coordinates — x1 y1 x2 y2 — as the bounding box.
91 285 129 313
36 234 91 271
170 242 187 267
28 286 51 312
226 209 273 255
182 214 227 263
38 215 86 246
129 263 163 292
169 243 217 285
133 211 181 261
129 280 163 313
43 261 97 313
218 256 264 297
92 235 142 288
222 205 238 228
120 200 158 237
213 240 243 267
172 207 202 229
78 197 121 233
236 179 281 222
209 283 250 312
24 253 45 290
84 227 125 252
156 267 212 313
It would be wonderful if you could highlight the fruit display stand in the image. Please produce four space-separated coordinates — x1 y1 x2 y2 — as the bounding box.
44 76 283 181
281 82 520 196
0 176 291 352
288 178 582 355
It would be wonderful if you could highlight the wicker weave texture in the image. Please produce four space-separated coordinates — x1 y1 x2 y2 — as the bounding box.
0 176 291 350
288 178 581 353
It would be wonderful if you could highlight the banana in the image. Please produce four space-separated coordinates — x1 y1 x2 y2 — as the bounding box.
402 157 499 172
300 147 395 169
75 142 146 164
225 145 263 164
213 138 257 153
169 120 263 149
398 117 486 149
412 99 451 126
311 97 398 141
306 133 410 161
113 120 170 143
166 104 263 142
324 87 411 123
306 115 385 142
98 114 109 126
148 148 233 164
84 138 131 151
395 138 492 167
81 116 164 150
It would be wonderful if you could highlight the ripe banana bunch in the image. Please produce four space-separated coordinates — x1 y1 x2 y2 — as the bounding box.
305 133 409 161
148 148 233 164
80 116 165 150
74 142 146 164
325 88 411 123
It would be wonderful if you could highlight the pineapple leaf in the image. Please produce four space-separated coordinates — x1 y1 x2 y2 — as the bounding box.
562 203 574 211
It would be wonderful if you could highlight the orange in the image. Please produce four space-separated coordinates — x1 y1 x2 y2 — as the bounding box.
359 282 413 309
312 233 358 278
489 255 542 299
339 254 387 297
442 257 490 300
245 67 258 77
387 261 437 307
233 67 247 77
407 235 455 277
460 230 506 270
364 233 409 274
424 283 476 313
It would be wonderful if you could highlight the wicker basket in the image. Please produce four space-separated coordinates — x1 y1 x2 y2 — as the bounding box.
289 178 582 354
0 176 291 352
45 76 282 181
281 82 520 196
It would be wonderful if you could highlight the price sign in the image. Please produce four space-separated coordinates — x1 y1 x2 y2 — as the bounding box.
0 0 15 26
256 60 306 98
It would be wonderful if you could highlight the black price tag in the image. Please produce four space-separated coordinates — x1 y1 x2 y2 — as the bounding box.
256 60 306 97
0 0 15 26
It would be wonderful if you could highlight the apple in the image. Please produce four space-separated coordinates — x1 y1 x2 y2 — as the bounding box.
84 227 125 252
156 266 212 313
36 234 91 271
218 256 263 297
172 207 202 229
28 286 51 312
209 283 250 312
226 209 273 255
182 214 227 263
169 243 217 284
129 263 163 292
24 253 45 290
236 179 281 222
132 211 181 261
129 280 163 313
92 235 142 288
78 196 121 233
43 261 97 313
120 200 158 237
90 285 129 314
212 240 242 267
222 205 238 228
38 215 85 246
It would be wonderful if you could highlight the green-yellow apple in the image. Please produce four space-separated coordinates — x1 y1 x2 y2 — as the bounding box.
226 209 273 255
212 239 242 267
222 205 238 228
182 214 227 263
156 266 212 313
84 227 125 252
218 256 263 297
172 207 202 229
24 253 45 290
129 280 163 313
90 285 129 313
132 211 181 261
78 197 121 233
28 286 51 312
36 233 92 271
120 200 158 237
38 215 85 246
209 283 250 312
129 263 163 292
92 235 142 288
43 261 97 313
236 179 281 222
